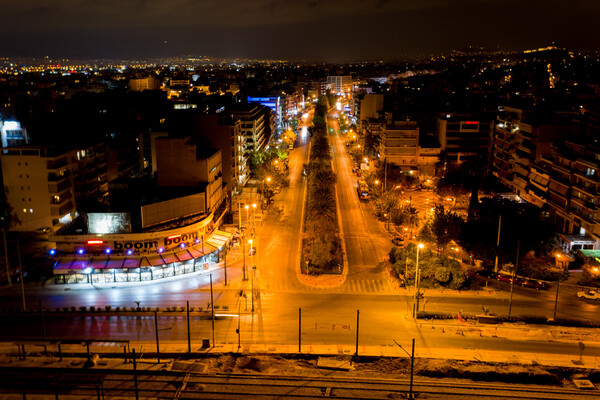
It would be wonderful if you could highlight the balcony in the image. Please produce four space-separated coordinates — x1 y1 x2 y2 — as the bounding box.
50 192 72 205
46 159 68 170
47 170 70 182
48 180 72 194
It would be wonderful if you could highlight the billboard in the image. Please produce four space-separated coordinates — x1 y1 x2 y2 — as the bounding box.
87 213 132 234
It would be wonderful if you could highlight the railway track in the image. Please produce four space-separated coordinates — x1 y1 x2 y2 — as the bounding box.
0 368 599 399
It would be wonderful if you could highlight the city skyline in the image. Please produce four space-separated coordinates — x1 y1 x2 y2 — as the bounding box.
1 0 599 62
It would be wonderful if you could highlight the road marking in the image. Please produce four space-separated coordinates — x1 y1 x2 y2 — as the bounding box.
374 280 382 291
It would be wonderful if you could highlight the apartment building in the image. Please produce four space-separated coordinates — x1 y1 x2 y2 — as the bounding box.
537 137 600 250
378 120 420 171
129 76 161 91
491 107 576 207
0 147 77 232
326 76 352 95
230 104 269 152
155 137 224 212
436 113 494 169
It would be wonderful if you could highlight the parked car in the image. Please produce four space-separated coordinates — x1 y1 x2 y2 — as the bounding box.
496 273 516 284
391 237 405 246
577 290 600 300
520 278 548 290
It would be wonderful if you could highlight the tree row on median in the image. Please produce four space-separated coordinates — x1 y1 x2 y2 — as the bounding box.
302 96 342 275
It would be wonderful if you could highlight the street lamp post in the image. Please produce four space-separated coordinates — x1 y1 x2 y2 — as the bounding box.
244 205 249 228
414 243 424 314
251 265 256 313
252 203 257 235
242 230 247 280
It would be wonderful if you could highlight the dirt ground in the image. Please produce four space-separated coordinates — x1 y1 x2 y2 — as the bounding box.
194 354 594 386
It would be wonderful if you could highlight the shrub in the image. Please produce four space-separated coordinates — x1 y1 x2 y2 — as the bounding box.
435 267 451 284
89 306 95 312
105 306 112 311
70 306 76 312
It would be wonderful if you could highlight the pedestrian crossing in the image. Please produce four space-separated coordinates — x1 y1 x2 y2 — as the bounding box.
262 277 397 294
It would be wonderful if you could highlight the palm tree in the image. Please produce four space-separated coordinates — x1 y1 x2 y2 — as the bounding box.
403 205 420 239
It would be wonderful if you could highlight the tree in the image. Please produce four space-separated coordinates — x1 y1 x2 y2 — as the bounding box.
426 205 464 253
373 192 399 219
402 205 420 239
0 192 20 285
460 197 556 272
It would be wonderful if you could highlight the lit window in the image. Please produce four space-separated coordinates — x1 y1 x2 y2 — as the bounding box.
22 208 27 213
29 209 33 213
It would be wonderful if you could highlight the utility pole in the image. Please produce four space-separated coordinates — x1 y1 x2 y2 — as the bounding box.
298 308 302 353
186 300 191 353
355 309 360 356
223 249 227 286
237 293 241 349
16 241 25 311
154 311 160 363
210 274 215 346
553 279 560 320
2 229 10 285
132 349 139 400
409 338 415 399
508 240 520 316
242 234 246 280
251 265 255 313
494 215 502 273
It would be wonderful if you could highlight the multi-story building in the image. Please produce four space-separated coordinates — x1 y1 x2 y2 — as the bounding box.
155 137 224 213
230 104 269 153
193 114 247 192
491 107 576 207
0 146 77 232
72 142 109 207
129 76 161 91
378 120 420 172
436 113 494 169
137 131 169 174
536 137 600 250
354 93 384 124
106 142 140 183
326 76 352 95
247 96 282 131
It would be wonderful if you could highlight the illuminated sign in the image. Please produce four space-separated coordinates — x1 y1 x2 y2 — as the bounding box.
87 240 104 245
167 234 181 240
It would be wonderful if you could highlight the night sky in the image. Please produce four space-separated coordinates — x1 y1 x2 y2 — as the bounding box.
1 0 599 61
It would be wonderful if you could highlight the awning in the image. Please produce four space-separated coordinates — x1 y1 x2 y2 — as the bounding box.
52 239 221 275
206 229 233 248
580 250 600 258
